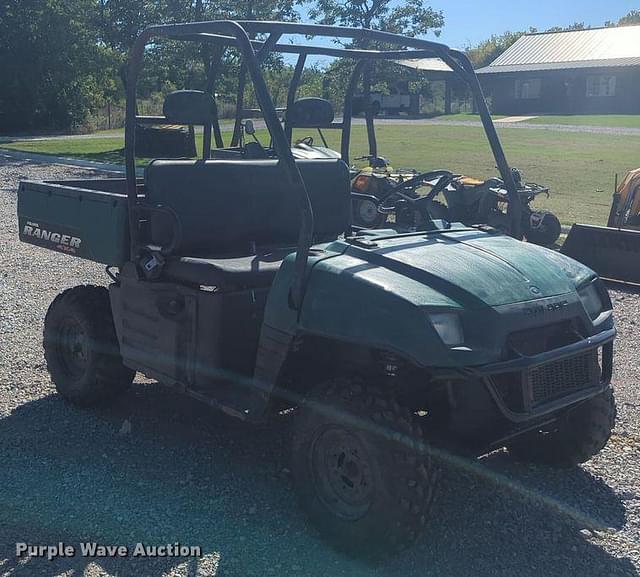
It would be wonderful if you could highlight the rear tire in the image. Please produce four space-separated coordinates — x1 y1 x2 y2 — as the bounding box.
525 210 562 246
43 285 134 406
291 378 437 556
507 388 616 467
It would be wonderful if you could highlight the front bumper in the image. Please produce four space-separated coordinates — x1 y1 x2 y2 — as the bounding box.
473 327 615 423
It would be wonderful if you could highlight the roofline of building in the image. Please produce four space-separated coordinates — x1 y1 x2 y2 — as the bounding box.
476 61 640 74
521 23 640 38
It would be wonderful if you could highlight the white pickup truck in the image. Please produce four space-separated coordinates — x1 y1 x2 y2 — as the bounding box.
356 92 415 115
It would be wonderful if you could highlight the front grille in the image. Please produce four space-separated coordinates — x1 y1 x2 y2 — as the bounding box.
527 350 600 406
508 321 580 356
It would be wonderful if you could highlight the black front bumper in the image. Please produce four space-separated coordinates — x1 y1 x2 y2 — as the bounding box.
474 327 615 424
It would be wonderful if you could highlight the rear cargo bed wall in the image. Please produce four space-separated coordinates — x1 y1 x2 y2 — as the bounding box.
17 179 144 266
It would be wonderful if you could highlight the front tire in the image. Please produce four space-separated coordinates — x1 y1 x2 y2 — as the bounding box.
507 388 616 467
353 198 385 228
525 210 562 246
43 285 134 406
291 378 437 555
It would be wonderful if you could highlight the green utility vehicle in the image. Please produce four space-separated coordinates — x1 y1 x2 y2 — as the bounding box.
17 21 616 553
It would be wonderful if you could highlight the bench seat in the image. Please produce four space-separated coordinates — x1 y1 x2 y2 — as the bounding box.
163 248 295 288
143 157 350 289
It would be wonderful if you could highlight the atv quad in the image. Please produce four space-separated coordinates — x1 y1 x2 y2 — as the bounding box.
350 158 561 245
17 21 616 555
277 57 561 244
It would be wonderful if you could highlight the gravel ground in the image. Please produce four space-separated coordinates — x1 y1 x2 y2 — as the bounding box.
0 156 638 577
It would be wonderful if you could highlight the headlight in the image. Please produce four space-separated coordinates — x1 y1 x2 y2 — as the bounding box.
352 174 371 193
429 312 464 346
578 282 604 320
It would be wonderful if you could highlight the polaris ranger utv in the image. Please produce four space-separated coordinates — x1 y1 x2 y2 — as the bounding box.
17 21 616 553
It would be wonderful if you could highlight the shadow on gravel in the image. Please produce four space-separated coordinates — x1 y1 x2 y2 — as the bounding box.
0 384 636 577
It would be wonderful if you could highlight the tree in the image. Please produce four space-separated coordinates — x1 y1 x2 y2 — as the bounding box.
606 10 640 27
98 0 162 53
309 0 443 43
545 22 587 33
618 10 640 25
0 0 117 132
308 0 444 116
97 0 302 101
465 30 530 69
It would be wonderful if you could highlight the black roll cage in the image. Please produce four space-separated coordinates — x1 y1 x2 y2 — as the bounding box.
125 20 521 309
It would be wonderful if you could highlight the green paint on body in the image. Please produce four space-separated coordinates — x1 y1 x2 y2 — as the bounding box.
265 228 599 369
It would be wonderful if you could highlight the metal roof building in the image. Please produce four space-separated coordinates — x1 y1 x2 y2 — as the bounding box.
476 26 640 115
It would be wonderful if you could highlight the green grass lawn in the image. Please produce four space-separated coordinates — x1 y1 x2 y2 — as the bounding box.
527 114 640 128
3 124 639 226
2 136 128 164
90 127 126 136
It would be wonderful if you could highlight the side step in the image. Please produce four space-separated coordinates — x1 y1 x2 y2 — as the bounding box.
561 223 640 284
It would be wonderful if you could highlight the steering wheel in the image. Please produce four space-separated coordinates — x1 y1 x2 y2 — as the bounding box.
396 170 454 195
355 155 390 169
296 136 314 147
380 171 456 209
379 171 457 229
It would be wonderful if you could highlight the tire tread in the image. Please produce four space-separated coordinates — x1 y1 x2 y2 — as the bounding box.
291 377 437 555
43 285 133 406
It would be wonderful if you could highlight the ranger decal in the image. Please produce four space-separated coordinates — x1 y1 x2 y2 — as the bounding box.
21 221 83 254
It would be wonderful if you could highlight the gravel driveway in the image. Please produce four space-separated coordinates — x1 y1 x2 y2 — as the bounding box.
0 156 638 577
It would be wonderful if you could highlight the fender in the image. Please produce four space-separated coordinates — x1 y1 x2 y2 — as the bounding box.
253 247 470 397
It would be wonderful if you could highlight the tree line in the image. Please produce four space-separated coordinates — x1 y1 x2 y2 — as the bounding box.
0 2 637 133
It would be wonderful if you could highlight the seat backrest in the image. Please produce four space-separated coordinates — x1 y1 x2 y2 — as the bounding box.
144 158 351 255
286 97 335 128
163 90 217 125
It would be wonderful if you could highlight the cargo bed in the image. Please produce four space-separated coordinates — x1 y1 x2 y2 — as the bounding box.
17 178 144 266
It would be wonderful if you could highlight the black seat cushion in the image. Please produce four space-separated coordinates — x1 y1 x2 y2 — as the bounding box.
145 158 350 256
163 248 294 288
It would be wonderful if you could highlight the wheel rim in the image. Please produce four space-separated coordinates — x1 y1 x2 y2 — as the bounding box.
357 199 380 226
311 427 375 520
55 318 89 378
529 211 547 231
526 211 559 245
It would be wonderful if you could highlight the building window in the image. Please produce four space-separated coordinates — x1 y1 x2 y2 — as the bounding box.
515 78 542 99
586 75 616 97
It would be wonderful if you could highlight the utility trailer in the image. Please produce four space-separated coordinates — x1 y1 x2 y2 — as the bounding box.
17 21 616 555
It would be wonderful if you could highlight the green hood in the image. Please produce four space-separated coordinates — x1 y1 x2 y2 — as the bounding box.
265 228 602 369
338 229 594 308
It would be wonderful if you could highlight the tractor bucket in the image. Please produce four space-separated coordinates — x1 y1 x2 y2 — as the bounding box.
561 223 640 284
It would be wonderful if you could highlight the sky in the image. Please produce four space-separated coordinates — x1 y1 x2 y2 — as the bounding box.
428 0 639 49
292 0 639 65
